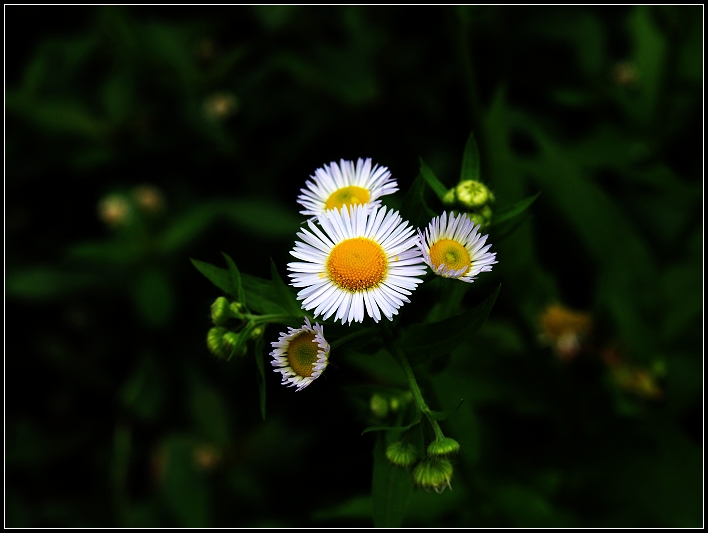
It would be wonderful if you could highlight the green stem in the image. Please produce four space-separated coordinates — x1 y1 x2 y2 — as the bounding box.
247 313 296 325
391 344 447 442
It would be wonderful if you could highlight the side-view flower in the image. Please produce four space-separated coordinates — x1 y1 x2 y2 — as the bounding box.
270 317 330 391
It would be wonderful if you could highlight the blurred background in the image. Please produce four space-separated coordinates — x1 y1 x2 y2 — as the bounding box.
5 5 703 527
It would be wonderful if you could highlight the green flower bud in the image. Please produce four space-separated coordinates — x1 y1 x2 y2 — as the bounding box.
222 331 247 358
412 457 453 493
211 297 232 326
442 188 457 207
386 441 418 468
370 393 389 418
427 437 460 457
455 180 490 209
229 301 245 316
249 326 264 340
207 327 229 358
479 205 493 226
389 396 400 413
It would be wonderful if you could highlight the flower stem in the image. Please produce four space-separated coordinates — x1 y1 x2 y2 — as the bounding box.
330 327 378 350
390 344 447 441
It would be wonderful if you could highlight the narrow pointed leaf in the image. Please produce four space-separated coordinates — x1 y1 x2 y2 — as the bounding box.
419 157 449 201
460 130 481 182
222 253 248 311
190 258 234 296
361 417 421 435
491 192 541 226
428 398 464 421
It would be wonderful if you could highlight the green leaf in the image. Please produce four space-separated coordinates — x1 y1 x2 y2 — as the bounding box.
270 258 303 317
371 433 414 527
254 336 267 420
491 192 541 226
222 253 247 310
399 173 436 229
190 258 235 296
460 130 481 182
241 274 291 315
401 284 501 365
428 398 464 421
419 157 449 201
6 267 103 300
361 417 421 435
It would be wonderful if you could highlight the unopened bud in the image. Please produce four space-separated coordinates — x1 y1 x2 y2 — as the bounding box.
211 297 232 326
412 458 453 493
386 441 418 468
207 327 229 359
455 180 490 209
427 437 460 457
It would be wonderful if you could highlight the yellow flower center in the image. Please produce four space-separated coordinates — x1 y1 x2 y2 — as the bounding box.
287 332 320 378
429 239 471 274
325 186 371 211
326 237 388 292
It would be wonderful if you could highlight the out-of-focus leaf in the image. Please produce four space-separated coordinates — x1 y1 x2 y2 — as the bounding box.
254 335 267 421
401 285 501 364
160 435 211 527
419 157 449 201
187 377 231 448
270 258 303 317
491 192 541 226
371 433 413 527
460 130 481 182
131 266 173 327
6 267 103 300
120 356 165 422
311 495 372 522
67 240 144 264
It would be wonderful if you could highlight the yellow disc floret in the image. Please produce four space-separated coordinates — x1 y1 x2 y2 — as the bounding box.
429 239 471 273
326 237 388 292
286 332 319 378
325 186 371 211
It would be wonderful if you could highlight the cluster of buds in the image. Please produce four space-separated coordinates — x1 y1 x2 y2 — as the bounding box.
385 435 460 493
442 179 496 228
369 391 414 419
206 296 263 360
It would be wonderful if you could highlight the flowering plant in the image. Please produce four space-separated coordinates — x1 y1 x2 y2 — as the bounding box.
192 131 537 523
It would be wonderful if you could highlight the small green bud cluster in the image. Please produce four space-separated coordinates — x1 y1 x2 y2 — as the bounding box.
206 296 262 360
441 179 495 228
385 433 460 493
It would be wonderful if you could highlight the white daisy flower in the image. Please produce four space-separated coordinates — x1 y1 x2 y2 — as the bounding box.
417 211 497 283
287 204 426 324
270 317 330 391
297 158 398 216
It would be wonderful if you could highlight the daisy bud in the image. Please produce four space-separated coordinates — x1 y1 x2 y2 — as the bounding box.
249 326 264 340
455 179 491 209
413 457 454 493
385 441 418 468
211 297 233 326
207 327 229 358
427 437 460 457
